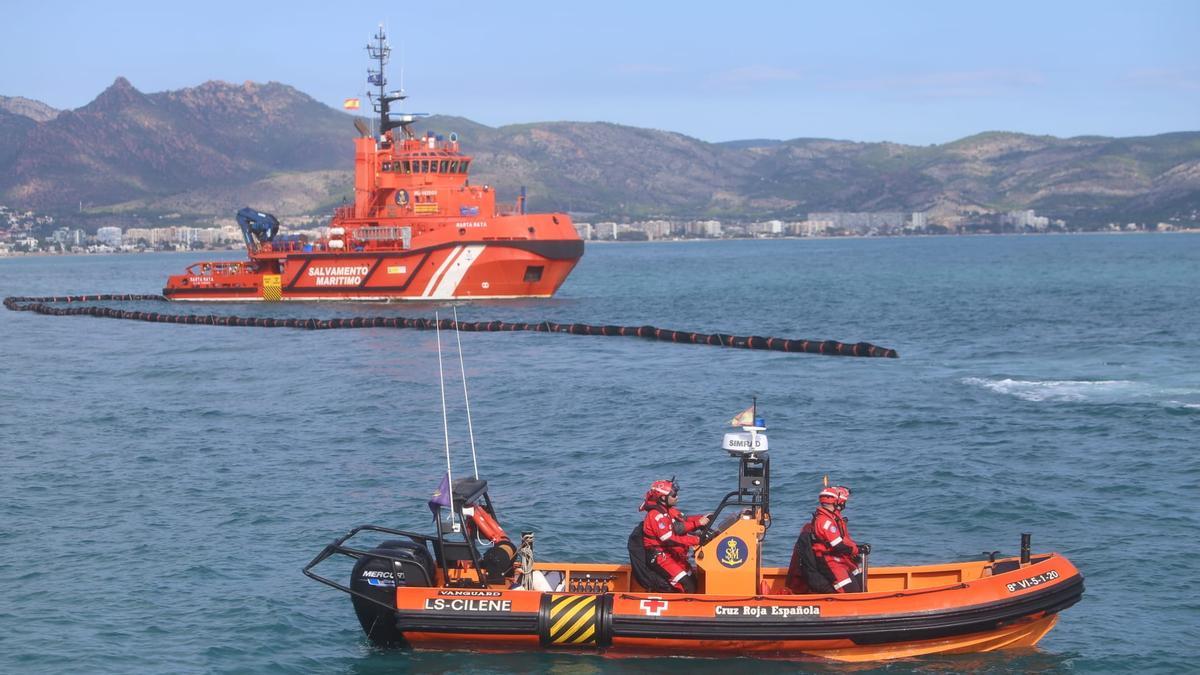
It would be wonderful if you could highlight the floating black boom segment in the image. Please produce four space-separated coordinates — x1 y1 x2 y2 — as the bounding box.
3 295 898 358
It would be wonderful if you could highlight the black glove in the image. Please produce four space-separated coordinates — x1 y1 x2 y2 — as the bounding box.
858 542 872 556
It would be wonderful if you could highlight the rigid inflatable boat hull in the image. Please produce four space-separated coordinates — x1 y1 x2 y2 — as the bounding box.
383 554 1082 662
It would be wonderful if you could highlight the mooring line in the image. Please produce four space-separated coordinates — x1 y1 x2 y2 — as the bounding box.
2 295 898 358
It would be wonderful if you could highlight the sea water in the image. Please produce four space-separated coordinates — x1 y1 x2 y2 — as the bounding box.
1 234 1197 673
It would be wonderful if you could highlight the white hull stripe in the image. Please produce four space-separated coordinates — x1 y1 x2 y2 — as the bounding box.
420 245 464 298
429 245 486 299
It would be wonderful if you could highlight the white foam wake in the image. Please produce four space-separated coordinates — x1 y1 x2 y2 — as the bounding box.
963 377 1144 403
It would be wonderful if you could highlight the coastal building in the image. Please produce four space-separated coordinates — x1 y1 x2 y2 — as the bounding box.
640 220 672 239
1002 209 1050 231
96 226 122 247
595 222 620 240
686 220 722 237
50 227 86 246
788 220 834 236
808 212 906 234
748 220 784 236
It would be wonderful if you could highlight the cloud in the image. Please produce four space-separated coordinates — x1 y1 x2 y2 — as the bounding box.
1121 68 1200 91
710 65 806 85
613 63 679 76
829 69 1047 99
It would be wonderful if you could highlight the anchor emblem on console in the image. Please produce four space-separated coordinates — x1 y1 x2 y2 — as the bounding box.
718 536 748 568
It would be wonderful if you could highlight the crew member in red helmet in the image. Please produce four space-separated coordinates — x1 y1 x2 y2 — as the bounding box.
640 479 711 592
806 485 870 593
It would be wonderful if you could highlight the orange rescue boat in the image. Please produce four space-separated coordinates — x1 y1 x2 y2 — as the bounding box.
305 419 1083 662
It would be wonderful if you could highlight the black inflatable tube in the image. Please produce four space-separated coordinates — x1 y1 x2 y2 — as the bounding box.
3 295 898 358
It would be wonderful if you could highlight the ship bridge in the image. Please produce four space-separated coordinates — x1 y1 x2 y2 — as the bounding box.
350 130 495 221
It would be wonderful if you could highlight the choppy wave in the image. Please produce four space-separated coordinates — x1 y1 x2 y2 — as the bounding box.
962 377 1199 405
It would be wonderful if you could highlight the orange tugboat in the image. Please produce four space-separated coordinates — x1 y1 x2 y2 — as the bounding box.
164 27 583 301
305 391 1084 662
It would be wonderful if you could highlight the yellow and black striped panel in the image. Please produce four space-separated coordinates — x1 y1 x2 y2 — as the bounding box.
261 275 282 301
546 594 599 646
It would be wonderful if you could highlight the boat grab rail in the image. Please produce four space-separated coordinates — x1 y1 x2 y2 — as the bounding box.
303 524 437 614
700 488 770 544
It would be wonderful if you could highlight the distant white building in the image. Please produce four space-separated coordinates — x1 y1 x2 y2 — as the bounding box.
639 220 672 239
1003 209 1050 230
686 220 722 237
749 220 783 235
788 220 833 236
808 212 906 233
96 226 123 247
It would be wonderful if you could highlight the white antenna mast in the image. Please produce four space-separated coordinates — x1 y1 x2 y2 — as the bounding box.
435 311 454 499
452 306 479 479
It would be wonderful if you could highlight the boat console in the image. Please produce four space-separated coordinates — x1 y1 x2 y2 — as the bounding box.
693 423 772 594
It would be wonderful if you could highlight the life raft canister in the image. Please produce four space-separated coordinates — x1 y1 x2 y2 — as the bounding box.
466 506 507 543
465 506 517 583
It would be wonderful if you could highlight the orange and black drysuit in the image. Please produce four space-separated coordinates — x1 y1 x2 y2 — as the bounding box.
806 505 862 592
640 499 706 592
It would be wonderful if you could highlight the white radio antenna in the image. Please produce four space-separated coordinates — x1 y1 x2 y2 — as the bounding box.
452 306 479 478
434 311 453 495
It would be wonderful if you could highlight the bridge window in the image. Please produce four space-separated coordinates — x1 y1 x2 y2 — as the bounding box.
460 160 470 173
420 160 429 173
430 160 439 174
439 160 449 173
449 160 459 173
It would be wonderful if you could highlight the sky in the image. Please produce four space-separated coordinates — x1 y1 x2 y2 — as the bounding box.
2 0 1197 145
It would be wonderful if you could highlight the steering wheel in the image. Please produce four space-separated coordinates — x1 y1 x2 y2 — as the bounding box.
697 508 750 544
696 511 719 545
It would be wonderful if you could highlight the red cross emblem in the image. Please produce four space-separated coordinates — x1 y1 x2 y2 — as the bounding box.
639 596 669 617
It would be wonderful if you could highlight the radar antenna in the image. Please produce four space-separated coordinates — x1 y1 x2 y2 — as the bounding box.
365 24 419 139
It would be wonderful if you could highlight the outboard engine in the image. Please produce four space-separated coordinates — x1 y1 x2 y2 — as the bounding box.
349 539 435 647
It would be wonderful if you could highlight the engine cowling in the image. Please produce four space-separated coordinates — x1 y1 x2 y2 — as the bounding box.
349 539 434 647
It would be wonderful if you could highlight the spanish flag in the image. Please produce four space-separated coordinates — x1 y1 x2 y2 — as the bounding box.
343 98 361 110
729 405 755 427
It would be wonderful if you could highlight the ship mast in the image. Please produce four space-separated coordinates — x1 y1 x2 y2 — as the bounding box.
366 25 415 139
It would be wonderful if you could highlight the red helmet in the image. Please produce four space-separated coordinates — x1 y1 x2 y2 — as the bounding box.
819 485 851 506
640 479 677 511
833 486 851 505
646 479 676 502
643 475 681 502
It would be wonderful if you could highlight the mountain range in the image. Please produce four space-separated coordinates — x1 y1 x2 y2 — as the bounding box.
2 79 1198 226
